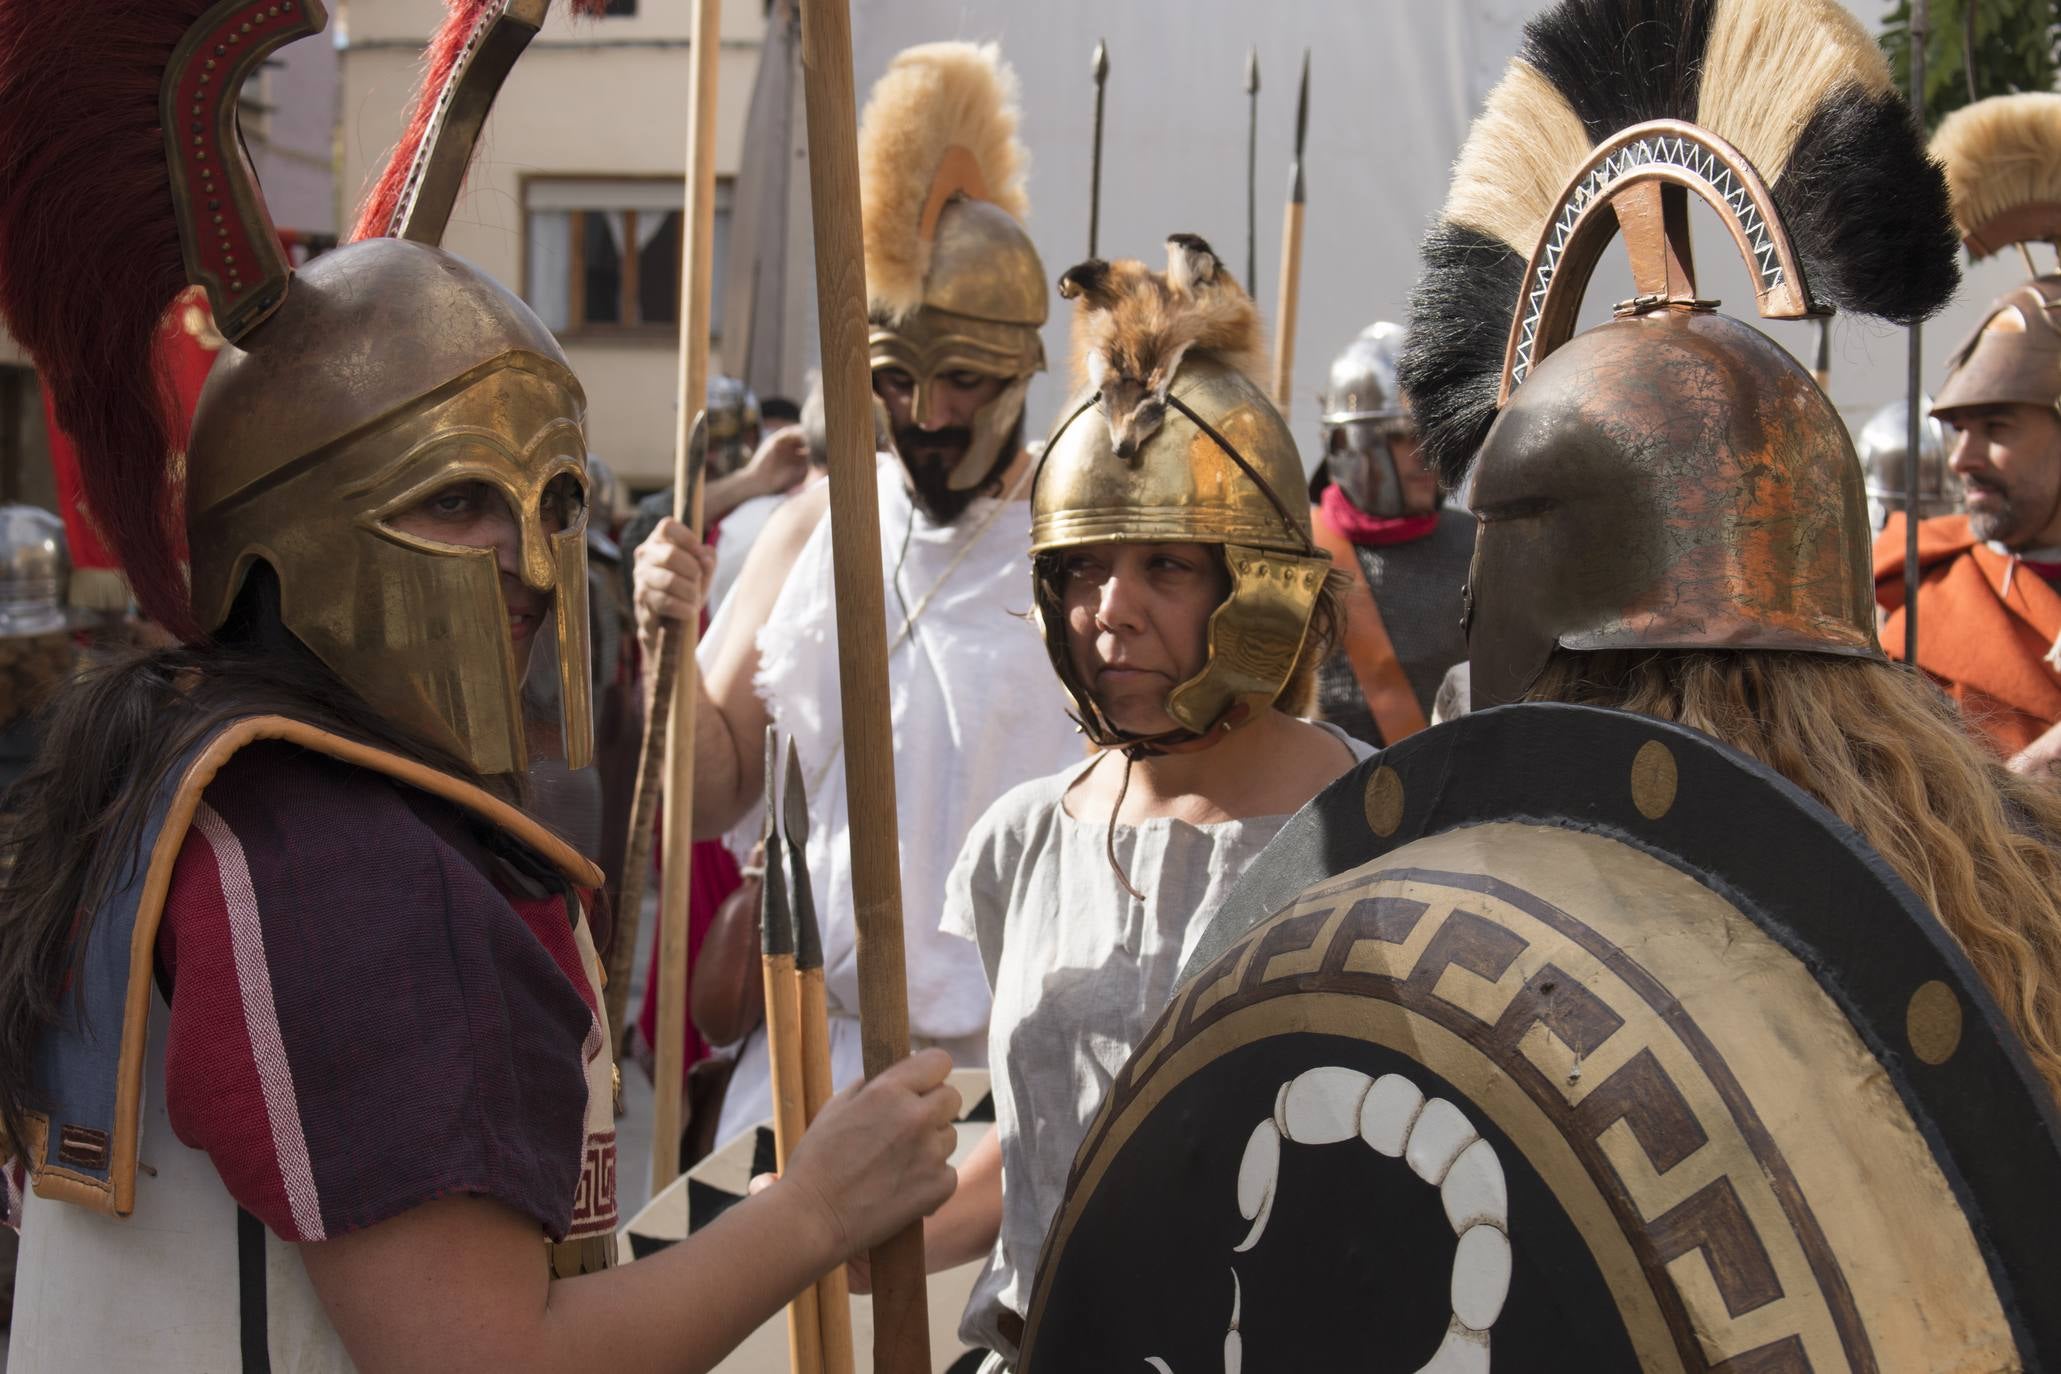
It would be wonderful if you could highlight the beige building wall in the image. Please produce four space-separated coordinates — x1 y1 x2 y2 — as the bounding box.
338 0 764 487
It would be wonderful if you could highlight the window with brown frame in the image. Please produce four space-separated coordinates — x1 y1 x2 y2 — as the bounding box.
523 177 732 338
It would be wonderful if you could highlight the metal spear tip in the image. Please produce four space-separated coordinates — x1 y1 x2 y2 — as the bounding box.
781 736 811 852
781 739 823 971
760 726 796 959
1245 46 1259 95
1092 38 1108 83
1293 49 1310 154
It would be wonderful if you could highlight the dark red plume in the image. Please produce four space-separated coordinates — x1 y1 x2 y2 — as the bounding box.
349 0 608 243
0 0 224 639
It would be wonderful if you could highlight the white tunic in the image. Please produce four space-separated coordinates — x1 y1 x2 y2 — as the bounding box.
709 460 1082 1148
10 995 350 1373
941 724 1374 1362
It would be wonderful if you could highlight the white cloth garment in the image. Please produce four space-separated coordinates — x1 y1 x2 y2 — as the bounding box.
11 995 349 1373
941 722 1374 1362
708 458 1082 1148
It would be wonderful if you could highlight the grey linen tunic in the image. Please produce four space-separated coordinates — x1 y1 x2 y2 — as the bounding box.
940 723 1373 1362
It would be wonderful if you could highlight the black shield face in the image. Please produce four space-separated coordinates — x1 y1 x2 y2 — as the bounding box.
1021 704 2061 1372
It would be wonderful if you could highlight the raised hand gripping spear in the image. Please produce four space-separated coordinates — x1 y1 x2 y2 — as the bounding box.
794 0 932 1366
1269 51 1309 417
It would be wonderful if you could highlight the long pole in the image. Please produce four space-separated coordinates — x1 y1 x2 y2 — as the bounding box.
1088 40 1108 259
795 0 930 1368
649 0 725 1198
1906 0 1927 665
1270 51 1309 417
1244 48 1259 291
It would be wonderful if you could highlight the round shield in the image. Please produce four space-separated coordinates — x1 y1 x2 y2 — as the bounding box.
1019 703 2061 1372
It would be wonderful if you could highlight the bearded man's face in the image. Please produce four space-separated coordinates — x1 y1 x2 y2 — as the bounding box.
873 366 1017 523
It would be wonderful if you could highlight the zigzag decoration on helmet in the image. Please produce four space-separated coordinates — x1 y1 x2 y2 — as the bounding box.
1399 0 1959 489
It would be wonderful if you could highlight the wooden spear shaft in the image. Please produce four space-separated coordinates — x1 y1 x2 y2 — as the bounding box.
647 0 725 1198
794 0 930 1368
1270 51 1309 418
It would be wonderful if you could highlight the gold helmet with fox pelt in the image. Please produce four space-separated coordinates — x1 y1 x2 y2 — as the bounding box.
1928 95 2061 419
1398 0 1959 710
859 42 1047 511
1031 236 1329 748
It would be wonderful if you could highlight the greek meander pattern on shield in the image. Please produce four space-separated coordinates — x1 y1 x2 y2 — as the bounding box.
1095 869 1869 1374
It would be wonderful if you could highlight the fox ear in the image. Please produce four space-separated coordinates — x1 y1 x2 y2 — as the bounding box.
1058 258 1113 303
1165 234 1219 292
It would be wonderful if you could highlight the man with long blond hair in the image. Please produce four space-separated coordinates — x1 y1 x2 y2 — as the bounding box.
1396 0 2061 1102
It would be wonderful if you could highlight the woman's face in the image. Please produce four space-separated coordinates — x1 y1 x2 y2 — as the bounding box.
1061 541 1230 736
386 474 584 677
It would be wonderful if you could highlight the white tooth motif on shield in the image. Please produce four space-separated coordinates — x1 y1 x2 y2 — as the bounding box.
1405 1097 1478 1186
1208 1070 1512 1373
1234 1119 1280 1253
1359 1072 1425 1156
1280 1066 1375 1144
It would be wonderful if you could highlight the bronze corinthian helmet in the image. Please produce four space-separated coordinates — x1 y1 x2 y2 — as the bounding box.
1398 0 1959 709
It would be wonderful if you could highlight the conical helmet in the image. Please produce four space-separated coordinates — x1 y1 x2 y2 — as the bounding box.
1399 0 1959 709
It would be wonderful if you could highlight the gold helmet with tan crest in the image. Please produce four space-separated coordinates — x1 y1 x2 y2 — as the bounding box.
1398 0 1959 710
1031 235 1328 748
859 42 1047 502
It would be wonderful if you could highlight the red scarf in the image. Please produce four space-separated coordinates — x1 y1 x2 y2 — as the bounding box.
1319 482 1439 547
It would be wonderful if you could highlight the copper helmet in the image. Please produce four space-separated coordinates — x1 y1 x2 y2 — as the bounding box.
1399 0 1959 709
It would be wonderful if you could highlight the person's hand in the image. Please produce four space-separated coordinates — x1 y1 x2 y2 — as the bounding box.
740 425 811 500
2010 717 2061 780
632 517 716 657
771 1048 960 1262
